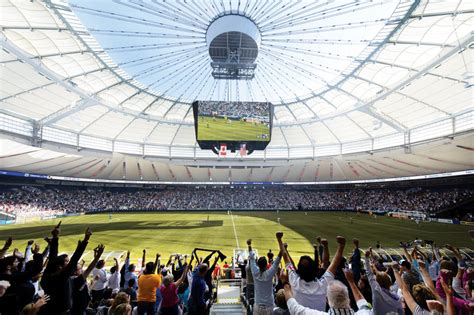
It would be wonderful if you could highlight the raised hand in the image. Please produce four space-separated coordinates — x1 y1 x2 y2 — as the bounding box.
336 236 346 246
418 260 426 270
246 239 252 246
439 276 453 296
94 244 105 259
321 239 328 247
279 269 289 284
426 300 444 313
84 227 92 241
34 294 50 308
52 221 61 238
276 232 283 239
2 237 12 250
27 240 34 246
32 243 40 254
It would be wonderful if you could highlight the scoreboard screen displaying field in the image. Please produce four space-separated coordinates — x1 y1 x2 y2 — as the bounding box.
194 101 272 142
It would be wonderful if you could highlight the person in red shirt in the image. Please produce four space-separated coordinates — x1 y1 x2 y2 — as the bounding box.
160 265 189 315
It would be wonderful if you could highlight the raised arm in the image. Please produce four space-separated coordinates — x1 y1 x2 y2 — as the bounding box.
63 227 91 276
175 264 190 287
401 243 412 263
276 232 291 265
440 276 455 315
313 243 320 268
154 253 161 274
124 250 130 271
363 249 378 289
247 239 258 276
321 239 330 269
327 236 345 276
431 242 441 261
417 260 440 299
343 269 365 303
0 237 13 259
142 249 146 269
83 244 105 279
392 263 418 313
49 221 61 260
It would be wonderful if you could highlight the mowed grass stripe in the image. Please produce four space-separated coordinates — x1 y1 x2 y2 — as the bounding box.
0 212 470 262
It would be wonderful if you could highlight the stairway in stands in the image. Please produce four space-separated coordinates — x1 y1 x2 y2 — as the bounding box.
209 279 246 315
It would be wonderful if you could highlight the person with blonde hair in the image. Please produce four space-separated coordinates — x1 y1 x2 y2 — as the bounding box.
111 303 132 315
109 292 130 315
160 264 189 315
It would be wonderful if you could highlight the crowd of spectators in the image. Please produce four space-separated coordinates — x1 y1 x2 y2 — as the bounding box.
198 101 270 120
0 186 472 217
0 224 472 315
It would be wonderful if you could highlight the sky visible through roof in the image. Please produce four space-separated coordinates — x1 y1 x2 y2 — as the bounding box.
70 0 399 104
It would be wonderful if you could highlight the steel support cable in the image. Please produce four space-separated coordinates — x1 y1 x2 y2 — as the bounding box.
262 43 358 61
260 1 381 31
148 0 209 30
259 47 343 78
145 51 209 89
70 4 204 34
125 48 207 81
105 42 204 52
162 61 211 119
186 0 215 22
250 0 275 23
117 46 207 68
118 0 209 31
88 29 205 39
261 19 388 37
257 1 329 30
258 58 313 108
258 57 314 96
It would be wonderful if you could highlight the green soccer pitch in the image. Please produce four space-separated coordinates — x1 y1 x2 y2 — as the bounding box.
0 212 471 262
197 116 269 141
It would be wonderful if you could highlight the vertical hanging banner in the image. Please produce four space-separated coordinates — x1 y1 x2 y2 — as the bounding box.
239 143 247 157
219 144 227 157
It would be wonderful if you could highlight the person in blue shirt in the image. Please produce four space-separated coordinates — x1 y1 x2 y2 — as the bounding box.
188 263 208 315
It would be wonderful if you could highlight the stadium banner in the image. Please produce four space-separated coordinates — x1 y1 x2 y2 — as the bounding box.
0 170 49 179
460 221 474 226
435 218 454 224
1 169 473 186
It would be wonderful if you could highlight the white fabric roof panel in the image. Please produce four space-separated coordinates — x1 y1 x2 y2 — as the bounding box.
70 70 120 95
54 105 109 131
116 118 156 142
81 111 134 138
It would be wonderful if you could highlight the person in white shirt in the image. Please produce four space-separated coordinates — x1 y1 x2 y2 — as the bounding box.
91 259 107 303
124 251 138 290
277 232 346 311
107 257 121 293
283 269 371 315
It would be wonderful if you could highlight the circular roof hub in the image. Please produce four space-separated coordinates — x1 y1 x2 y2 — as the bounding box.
207 15 260 64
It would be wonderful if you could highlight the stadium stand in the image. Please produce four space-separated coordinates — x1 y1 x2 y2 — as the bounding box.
1 185 473 218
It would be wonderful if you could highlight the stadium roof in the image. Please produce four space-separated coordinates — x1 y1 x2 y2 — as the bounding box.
0 0 473 182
